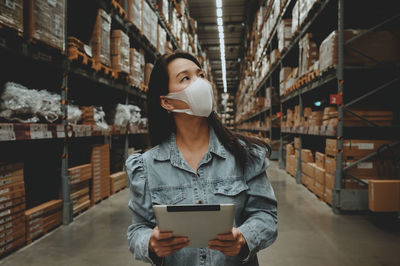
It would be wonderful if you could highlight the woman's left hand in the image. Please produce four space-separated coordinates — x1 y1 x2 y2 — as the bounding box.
208 227 247 256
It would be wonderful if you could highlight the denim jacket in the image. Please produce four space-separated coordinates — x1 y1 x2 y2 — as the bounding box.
126 127 278 266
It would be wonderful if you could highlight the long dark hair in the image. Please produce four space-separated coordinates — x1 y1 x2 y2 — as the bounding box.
147 51 270 169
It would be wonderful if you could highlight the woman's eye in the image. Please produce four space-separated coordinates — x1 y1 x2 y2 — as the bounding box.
200 73 205 78
181 76 190 82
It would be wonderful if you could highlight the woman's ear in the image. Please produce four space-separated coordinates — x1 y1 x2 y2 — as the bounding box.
160 96 175 111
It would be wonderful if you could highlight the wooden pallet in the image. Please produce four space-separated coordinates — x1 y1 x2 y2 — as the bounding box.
26 219 61 245
0 23 23 37
67 46 96 69
94 62 118 79
116 72 130 84
111 0 127 20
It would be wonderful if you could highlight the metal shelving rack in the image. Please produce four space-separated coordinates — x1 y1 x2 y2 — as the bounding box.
236 0 400 213
0 0 185 225
276 0 400 213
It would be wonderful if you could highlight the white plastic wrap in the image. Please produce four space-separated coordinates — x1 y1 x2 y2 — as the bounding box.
67 105 82 124
113 104 132 126
94 106 109 130
129 105 141 124
0 82 63 123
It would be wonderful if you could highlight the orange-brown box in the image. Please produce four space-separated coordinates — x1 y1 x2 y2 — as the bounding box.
324 186 332 204
315 166 326 185
368 180 400 212
325 156 336 175
301 149 313 163
315 152 325 169
325 173 335 189
314 182 324 198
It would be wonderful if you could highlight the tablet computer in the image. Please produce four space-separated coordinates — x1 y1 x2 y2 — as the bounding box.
153 204 235 248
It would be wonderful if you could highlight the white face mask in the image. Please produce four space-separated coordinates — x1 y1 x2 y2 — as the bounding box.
164 78 214 117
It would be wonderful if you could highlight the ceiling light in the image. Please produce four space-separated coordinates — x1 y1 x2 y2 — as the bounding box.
218 25 224 32
217 18 223 26
216 0 222 8
217 8 223 17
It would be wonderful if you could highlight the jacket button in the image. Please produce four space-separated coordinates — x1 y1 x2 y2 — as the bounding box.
198 200 203 204
201 254 206 259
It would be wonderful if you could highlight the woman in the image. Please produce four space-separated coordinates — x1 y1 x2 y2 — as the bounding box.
126 51 277 266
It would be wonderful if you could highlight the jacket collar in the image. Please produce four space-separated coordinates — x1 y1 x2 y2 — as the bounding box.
152 126 227 162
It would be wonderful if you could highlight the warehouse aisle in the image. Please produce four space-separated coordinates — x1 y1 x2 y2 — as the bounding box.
1 162 400 266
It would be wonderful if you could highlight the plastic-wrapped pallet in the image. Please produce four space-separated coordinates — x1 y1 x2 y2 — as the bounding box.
181 31 189 51
90 9 111 67
128 0 142 31
24 0 65 51
0 0 23 33
298 33 319 77
129 48 145 87
291 0 300 36
111 30 130 74
157 0 169 22
0 162 25 257
299 0 318 28
157 24 166 55
142 0 158 48
278 19 292 52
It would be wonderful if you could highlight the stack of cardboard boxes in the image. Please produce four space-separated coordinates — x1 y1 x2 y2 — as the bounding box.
24 0 66 51
0 0 23 34
68 164 92 216
90 9 111 67
301 149 317 193
24 200 62 244
111 30 130 74
129 48 145 88
142 0 158 48
110 171 128 195
91 144 110 205
0 163 25 257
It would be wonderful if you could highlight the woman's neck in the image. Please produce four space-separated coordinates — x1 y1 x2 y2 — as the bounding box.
174 114 209 151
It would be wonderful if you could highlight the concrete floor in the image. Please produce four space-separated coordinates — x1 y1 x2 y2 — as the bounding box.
1 162 400 266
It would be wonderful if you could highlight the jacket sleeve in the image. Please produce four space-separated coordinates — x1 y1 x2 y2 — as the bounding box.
237 145 278 263
126 153 161 265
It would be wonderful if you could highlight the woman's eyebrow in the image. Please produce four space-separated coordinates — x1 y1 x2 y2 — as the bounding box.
176 70 189 77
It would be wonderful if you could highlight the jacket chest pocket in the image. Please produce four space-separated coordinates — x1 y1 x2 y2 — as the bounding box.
212 178 249 202
150 186 187 205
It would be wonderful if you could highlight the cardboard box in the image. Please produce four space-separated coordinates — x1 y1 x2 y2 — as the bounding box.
325 156 336 175
324 186 332 204
315 152 325 168
24 200 62 221
369 180 400 212
302 174 313 188
142 0 157 48
111 30 130 74
298 33 319 77
325 173 335 189
0 163 24 179
128 0 142 30
294 137 300 149
90 9 111 66
302 162 316 178
24 0 65 51
325 139 337 157
315 182 324 198
315 166 326 185
301 149 314 163
157 24 166 55
320 30 400 72
0 0 23 33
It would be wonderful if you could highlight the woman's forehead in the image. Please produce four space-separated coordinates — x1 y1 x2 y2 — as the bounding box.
168 58 200 74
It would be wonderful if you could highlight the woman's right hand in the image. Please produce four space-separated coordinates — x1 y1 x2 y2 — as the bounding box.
149 226 190 258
